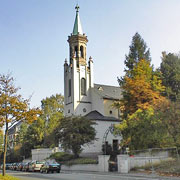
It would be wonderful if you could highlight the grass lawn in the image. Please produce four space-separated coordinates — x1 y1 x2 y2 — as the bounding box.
0 175 20 180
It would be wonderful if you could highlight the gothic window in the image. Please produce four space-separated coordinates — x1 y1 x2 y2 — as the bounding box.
81 78 86 95
68 79 71 97
80 46 84 58
75 46 78 57
70 47 73 64
70 47 72 57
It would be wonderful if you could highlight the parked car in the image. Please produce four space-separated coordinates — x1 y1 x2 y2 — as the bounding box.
40 162 61 173
17 162 25 171
12 163 19 171
28 161 44 172
22 162 30 172
0 163 12 170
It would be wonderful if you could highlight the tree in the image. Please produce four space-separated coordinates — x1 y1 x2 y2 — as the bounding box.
160 52 180 101
115 107 170 150
117 59 166 118
55 116 96 158
0 73 41 176
40 94 64 147
22 117 45 157
16 122 28 158
0 129 3 161
14 94 64 157
155 101 180 148
16 123 28 145
122 32 151 80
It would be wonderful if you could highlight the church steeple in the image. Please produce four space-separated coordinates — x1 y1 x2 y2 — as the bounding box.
67 5 88 66
64 5 94 116
72 5 83 35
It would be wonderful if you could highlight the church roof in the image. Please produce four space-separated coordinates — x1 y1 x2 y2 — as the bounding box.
93 84 122 100
72 5 83 35
85 110 121 122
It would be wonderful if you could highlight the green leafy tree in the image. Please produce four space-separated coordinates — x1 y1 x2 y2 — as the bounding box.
40 94 64 147
0 73 41 176
16 123 28 158
16 123 28 144
22 117 45 157
115 108 170 150
55 116 96 158
15 94 64 157
160 52 180 101
155 101 180 148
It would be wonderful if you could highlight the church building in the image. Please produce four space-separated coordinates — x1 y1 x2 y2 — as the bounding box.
64 5 122 155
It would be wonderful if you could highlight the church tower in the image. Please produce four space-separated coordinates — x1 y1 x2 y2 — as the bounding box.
64 5 94 116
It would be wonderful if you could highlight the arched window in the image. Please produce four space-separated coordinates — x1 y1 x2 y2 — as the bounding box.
70 47 72 58
75 46 78 57
68 79 71 97
81 78 86 95
80 46 84 58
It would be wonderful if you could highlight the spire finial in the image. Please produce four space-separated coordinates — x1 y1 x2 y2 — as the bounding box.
75 4 80 12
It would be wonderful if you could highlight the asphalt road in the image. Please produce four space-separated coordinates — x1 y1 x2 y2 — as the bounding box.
3 170 180 180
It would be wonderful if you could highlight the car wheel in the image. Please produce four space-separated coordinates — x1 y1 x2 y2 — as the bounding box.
57 170 60 173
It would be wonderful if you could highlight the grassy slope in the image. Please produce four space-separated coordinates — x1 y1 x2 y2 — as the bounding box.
0 175 20 180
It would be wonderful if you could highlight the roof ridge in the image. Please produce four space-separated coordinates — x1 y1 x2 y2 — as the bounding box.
94 83 120 88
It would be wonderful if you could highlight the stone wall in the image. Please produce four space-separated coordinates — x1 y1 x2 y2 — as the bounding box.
130 156 171 169
62 164 99 172
31 147 60 161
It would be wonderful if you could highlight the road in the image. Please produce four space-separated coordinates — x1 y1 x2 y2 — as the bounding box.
3 170 180 180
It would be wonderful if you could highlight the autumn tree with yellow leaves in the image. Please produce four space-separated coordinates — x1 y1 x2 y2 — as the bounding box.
114 33 169 150
119 59 166 118
0 73 41 176
115 59 168 149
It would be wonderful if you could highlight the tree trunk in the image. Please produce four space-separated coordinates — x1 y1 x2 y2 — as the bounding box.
2 122 8 176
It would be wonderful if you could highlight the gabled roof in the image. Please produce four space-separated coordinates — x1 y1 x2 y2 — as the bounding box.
93 84 122 100
85 110 121 122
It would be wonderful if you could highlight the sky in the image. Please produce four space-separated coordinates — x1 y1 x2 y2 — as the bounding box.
0 0 180 108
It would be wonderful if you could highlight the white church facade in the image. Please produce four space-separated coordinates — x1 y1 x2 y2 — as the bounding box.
64 5 122 155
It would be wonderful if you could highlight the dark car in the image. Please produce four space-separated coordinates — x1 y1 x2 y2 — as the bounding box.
17 162 25 171
40 162 61 173
12 163 19 171
22 162 30 172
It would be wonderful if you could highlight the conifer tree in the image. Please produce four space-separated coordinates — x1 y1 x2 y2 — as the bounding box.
124 32 151 74
118 32 151 86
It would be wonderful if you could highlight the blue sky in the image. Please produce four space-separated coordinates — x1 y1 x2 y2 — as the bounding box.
0 0 180 107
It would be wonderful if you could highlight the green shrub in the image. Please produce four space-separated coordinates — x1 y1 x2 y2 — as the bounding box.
0 175 20 180
65 157 98 166
49 152 74 162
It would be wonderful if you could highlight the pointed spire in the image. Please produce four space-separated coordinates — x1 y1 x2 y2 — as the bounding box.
72 5 83 35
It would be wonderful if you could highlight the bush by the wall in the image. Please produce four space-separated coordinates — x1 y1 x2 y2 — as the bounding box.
49 152 74 162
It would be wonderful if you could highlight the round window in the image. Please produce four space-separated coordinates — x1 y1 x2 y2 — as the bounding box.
83 108 87 113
